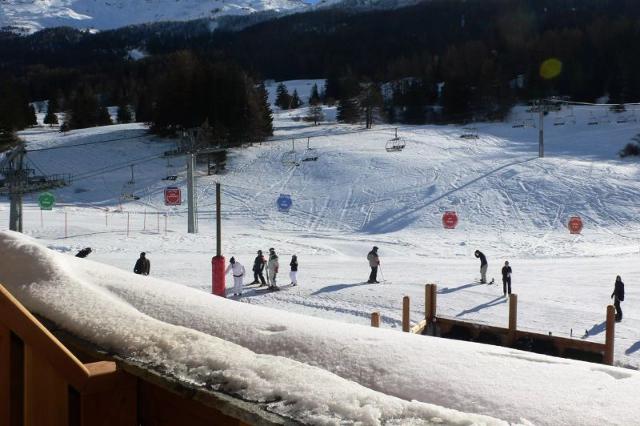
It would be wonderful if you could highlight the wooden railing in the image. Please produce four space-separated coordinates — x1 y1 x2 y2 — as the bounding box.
372 284 615 365
0 283 291 426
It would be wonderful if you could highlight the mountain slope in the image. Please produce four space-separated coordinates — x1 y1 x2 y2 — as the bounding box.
0 0 309 33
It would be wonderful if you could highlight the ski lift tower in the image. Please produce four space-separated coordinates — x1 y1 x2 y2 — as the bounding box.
0 144 69 232
529 99 561 158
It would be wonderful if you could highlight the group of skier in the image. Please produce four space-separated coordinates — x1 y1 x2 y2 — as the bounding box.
224 248 298 296
473 249 625 322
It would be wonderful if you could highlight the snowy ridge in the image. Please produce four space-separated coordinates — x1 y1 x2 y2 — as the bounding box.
0 0 309 33
1 231 639 425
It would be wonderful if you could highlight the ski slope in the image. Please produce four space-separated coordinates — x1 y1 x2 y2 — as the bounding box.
3 83 640 380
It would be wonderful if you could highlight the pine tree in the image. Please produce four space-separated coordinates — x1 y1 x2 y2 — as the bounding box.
0 128 19 151
257 82 274 138
309 83 321 106
359 83 383 129
27 105 38 126
117 103 132 124
337 98 360 123
305 104 324 125
290 90 302 109
97 106 113 126
44 98 59 127
275 82 291 109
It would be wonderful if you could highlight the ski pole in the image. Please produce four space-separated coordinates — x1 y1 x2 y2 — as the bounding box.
379 264 386 283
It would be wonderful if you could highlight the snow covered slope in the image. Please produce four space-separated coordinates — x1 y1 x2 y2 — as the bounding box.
0 0 308 33
2 231 639 425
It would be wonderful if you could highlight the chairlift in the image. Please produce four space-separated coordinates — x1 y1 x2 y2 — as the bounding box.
302 137 319 162
281 139 300 166
599 112 611 124
163 158 178 181
459 127 479 139
524 118 536 128
553 116 566 126
587 112 599 126
385 128 406 152
512 119 525 128
120 164 140 200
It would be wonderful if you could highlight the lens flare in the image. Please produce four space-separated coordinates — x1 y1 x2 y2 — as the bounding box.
540 58 562 80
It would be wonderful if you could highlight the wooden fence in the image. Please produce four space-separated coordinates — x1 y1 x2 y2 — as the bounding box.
372 284 615 365
0 283 293 426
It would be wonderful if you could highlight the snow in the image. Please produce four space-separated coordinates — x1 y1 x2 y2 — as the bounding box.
0 0 309 33
1 230 640 425
3 80 640 422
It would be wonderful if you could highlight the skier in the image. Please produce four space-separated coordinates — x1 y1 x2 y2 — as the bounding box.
501 261 512 296
133 252 150 276
75 247 92 258
474 250 488 283
611 275 625 322
251 250 267 286
225 257 246 296
367 246 380 283
266 248 279 289
290 254 298 286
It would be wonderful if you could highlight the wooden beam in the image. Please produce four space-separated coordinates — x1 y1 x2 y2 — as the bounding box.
0 325 10 425
79 363 137 426
370 312 380 328
0 284 90 389
508 294 518 345
24 344 69 426
402 296 410 332
604 305 615 365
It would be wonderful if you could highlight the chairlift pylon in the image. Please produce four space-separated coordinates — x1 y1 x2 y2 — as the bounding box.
385 128 406 152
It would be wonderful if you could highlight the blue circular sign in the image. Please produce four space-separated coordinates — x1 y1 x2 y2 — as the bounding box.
277 194 292 212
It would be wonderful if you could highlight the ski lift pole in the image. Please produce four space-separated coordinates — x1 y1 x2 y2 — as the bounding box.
538 100 545 158
212 182 226 297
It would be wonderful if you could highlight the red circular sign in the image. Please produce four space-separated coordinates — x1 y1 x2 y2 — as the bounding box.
568 216 583 234
442 211 458 229
164 187 182 206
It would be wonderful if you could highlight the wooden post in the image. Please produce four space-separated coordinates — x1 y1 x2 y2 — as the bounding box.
425 284 437 322
508 294 518 345
402 296 410 332
604 305 615 365
371 312 380 328
64 212 68 239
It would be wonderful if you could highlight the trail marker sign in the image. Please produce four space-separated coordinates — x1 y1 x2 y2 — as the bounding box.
164 187 182 206
568 216 583 234
38 192 55 210
442 211 458 229
277 194 292 212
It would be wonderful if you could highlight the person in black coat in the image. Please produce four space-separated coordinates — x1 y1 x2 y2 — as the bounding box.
251 250 267 285
289 255 298 286
611 275 625 322
501 261 512 296
134 252 150 275
474 250 488 283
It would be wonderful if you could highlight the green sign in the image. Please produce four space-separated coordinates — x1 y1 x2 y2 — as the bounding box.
38 192 55 210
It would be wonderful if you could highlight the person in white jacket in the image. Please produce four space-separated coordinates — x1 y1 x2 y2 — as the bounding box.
225 257 245 296
266 248 279 289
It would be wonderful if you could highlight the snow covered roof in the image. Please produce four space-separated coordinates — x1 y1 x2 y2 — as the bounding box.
0 230 638 425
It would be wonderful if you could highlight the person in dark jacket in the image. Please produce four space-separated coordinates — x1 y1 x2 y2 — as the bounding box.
367 246 380 283
611 275 625 322
134 252 150 276
75 247 92 258
474 250 488 283
289 255 298 286
501 261 512 296
251 250 267 285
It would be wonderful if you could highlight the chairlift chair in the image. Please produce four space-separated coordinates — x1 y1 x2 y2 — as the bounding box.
302 137 319 161
553 116 566 126
524 118 536 128
587 112 599 125
281 150 299 166
385 129 406 152
512 119 525 128
460 127 479 139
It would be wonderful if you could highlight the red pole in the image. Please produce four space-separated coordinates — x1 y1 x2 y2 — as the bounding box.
212 183 226 296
